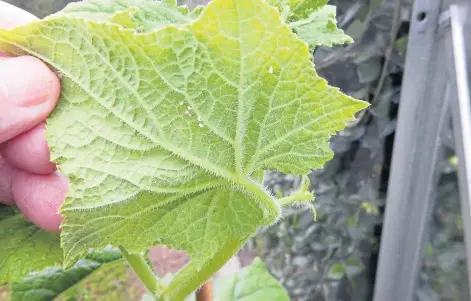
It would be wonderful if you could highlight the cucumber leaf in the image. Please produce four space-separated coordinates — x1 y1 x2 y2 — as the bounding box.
268 0 351 48
289 5 353 48
213 258 290 301
267 0 327 22
53 0 202 31
54 260 134 301
10 249 122 301
0 0 367 298
0 205 16 220
287 0 327 21
0 206 62 284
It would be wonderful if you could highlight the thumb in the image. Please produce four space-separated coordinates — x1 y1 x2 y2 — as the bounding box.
0 1 37 29
0 56 61 143
0 1 61 143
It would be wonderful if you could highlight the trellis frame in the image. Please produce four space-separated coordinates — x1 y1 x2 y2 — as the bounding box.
373 0 471 300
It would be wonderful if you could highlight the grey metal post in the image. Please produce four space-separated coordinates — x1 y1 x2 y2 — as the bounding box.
372 0 449 300
373 0 471 300
447 2 471 288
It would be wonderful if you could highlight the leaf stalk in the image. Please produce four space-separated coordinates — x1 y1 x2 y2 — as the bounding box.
119 246 163 299
277 176 317 220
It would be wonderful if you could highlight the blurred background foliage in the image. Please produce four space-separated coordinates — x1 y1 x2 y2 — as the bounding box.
1 0 469 300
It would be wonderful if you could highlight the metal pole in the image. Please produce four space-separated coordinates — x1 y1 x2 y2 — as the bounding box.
372 0 447 300
448 2 471 289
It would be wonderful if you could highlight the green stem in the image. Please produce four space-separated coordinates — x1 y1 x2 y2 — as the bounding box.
277 195 297 206
119 246 163 298
239 177 280 225
162 236 247 301
277 190 313 206
277 179 316 221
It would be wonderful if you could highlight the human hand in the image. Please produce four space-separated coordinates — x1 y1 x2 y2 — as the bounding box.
0 1 68 232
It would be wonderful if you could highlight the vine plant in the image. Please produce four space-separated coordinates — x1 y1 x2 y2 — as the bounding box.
0 0 368 300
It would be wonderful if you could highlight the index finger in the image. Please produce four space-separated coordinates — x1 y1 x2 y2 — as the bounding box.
0 1 38 29
0 1 38 58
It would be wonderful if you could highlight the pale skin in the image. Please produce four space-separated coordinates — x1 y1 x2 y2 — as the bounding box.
0 2 67 232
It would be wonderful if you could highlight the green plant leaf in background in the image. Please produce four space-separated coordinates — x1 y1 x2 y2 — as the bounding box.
213 258 290 301
268 0 352 49
327 263 346 280
141 258 287 301
9 249 123 301
267 0 326 21
0 204 16 220
54 261 135 301
289 5 353 49
285 0 327 21
53 0 202 32
0 206 62 284
0 0 367 299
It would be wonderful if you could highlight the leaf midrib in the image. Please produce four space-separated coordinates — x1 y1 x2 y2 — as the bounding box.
232 0 245 175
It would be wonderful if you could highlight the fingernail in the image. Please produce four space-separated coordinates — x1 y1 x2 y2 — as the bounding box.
0 56 56 107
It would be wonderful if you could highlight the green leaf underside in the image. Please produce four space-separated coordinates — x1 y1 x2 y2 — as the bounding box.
267 0 326 21
267 0 351 48
10 249 122 301
53 0 202 32
287 0 328 21
0 0 367 298
0 211 62 284
213 258 290 300
289 5 353 48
